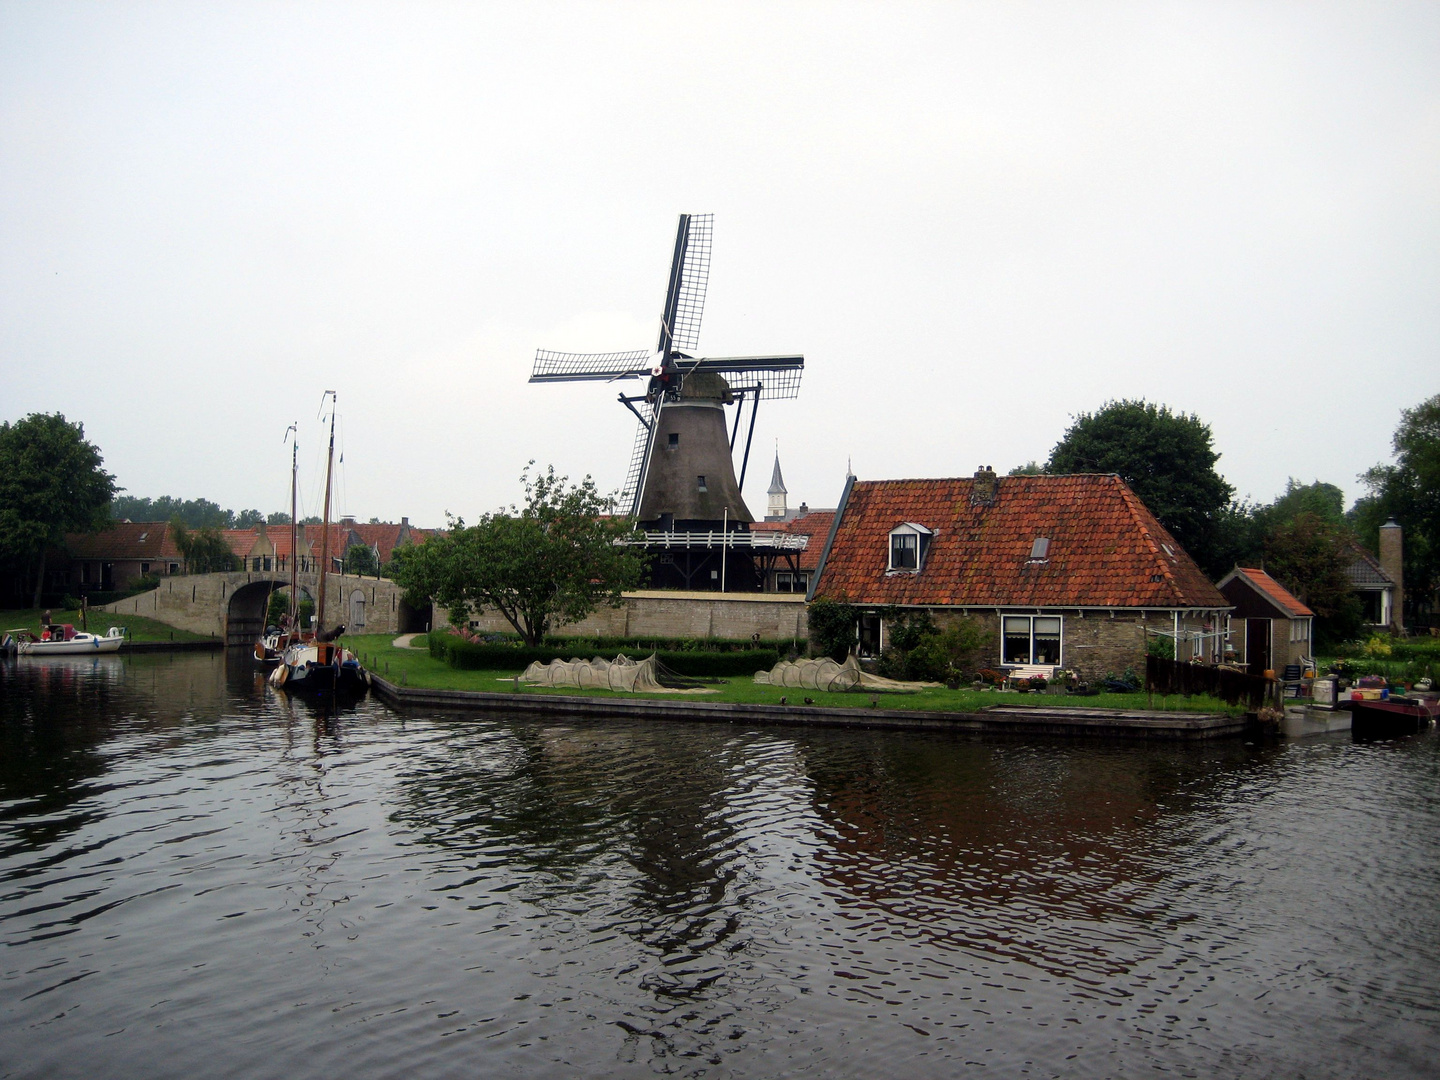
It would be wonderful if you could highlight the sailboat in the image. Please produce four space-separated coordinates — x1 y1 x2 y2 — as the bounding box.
255 422 303 664
269 392 364 695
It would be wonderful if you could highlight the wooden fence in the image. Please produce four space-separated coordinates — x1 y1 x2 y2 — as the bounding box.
1145 655 1275 709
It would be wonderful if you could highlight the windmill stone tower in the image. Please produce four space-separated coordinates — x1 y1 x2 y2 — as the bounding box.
530 214 805 590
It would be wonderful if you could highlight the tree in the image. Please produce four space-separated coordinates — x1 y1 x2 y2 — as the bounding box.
110 494 232 528
234 509 265 529
0 413 116 606
345 543 379 577
1263 511 1363 648
1047 400 1235 576
1356 393 1440 625
390 465 646 645
170 520 239 574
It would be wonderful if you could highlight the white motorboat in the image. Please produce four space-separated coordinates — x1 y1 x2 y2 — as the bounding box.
7 624 126 656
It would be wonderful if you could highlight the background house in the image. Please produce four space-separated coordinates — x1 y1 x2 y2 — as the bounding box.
808 468 1232 679
1215 567 1314 675
1344 540 1398 631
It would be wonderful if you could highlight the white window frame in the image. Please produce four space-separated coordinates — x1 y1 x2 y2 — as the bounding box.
1002 614 1063 666
887 523 933 573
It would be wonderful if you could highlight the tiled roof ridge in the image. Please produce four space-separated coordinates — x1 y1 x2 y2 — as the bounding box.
1231 566 1315 618
1108 477 1186 604
1343 538 1394 582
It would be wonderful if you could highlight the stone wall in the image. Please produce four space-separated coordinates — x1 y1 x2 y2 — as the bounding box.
439 590 809 643
101 571 412 642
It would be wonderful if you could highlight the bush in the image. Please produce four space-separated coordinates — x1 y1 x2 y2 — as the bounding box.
1146 634 1175 660
808 598 858 661
876 610 985 683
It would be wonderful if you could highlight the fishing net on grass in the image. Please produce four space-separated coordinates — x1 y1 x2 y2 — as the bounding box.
754 655 864 691
753 655 942 692
518 654 716 694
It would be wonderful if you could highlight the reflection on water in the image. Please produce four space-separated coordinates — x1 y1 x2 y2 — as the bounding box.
1 652 1438 1078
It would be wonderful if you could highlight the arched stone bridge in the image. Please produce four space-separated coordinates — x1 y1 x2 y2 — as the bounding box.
101 570 428 645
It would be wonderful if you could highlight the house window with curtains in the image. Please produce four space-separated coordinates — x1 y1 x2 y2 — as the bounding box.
1002 615 1062 665
887 523 933 573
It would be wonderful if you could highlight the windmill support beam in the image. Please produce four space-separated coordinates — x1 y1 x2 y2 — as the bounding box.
737 392 761 492
619 393 652 430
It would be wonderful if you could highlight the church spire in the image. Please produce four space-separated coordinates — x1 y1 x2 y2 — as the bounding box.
766 445 788 520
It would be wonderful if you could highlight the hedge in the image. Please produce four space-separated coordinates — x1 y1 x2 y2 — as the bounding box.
431 635 779 678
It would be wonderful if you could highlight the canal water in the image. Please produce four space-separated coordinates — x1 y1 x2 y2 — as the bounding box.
2 653 1438 1079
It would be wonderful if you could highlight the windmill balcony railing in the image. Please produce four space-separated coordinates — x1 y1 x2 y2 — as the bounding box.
615 530 810 551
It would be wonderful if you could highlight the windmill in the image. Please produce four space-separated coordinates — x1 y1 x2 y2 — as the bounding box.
530 214 804 533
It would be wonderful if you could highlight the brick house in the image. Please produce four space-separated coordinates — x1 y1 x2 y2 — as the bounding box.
1215 567 1314 675
63 522 186 595
807 468 1232 680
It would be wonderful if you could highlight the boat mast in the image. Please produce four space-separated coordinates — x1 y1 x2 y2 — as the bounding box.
316 391 337 635
287 421 299 627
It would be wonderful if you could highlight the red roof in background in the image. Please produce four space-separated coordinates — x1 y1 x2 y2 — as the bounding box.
752 510 835 572
66 519 434 564
1223 567 1314 618
814 474 1228 609
65 522 182 560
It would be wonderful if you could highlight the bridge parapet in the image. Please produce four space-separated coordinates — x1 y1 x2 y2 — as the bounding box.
101 571 423 644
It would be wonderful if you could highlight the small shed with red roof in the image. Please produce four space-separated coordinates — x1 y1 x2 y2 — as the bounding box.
808 467 1232 681
1215 567 1314 676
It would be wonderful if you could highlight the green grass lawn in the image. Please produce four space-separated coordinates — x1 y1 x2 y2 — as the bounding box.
0 608 213 643
343 632 1241 714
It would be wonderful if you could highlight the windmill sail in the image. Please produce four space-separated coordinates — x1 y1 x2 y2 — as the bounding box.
659 213 712 356
531 348 653 382
619 397 661 518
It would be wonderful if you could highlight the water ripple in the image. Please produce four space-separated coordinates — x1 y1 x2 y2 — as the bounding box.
2 655 1439 1077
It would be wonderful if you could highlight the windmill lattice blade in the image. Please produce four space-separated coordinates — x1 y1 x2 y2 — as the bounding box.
619 399 656 516
530 348 654 382
679 355 805 399
667 213 711 354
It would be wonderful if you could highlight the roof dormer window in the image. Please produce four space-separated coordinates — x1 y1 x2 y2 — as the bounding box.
888 522 933 573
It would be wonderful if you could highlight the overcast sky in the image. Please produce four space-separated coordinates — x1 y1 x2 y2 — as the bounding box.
3 2 1437 528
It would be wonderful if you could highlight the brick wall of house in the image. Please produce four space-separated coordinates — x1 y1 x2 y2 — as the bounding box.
923 608 1171 682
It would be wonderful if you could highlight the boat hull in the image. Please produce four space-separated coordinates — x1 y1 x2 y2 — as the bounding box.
1351 696 1440 741
18 634 125 656
270 641 365 697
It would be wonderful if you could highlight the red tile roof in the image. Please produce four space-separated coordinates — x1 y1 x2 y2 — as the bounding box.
752 510 835 571
1222 567 1314 618
813 474 1228 609
65 522 182 560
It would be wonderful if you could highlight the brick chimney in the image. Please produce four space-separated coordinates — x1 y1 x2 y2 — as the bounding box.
1379 517 1404 633
970 465 998 507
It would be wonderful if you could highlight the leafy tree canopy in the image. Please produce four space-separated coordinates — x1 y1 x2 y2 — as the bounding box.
1355 392 1440 621
1046 399 1235 575
1263 511 1363 648
390 464 646 646
0 413 117 605
1257 479 1346 530
345 543 379 577
111 494 234 529
170 520 239 574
